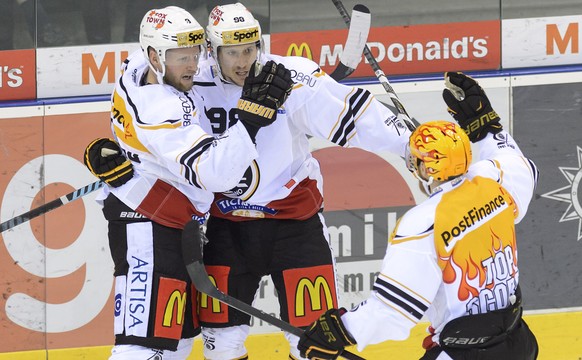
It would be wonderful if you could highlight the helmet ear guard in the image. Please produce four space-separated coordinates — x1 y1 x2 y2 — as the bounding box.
408 121 472 184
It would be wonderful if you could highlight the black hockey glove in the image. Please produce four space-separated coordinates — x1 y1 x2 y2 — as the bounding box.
84 138 133 188
442 71 502 142
237 60 293 129
298 308 356 360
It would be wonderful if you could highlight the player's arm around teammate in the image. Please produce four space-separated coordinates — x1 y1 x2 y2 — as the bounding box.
82 6 292 360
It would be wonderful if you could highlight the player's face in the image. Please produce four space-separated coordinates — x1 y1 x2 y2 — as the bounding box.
217 43 258 86
163 47 201 92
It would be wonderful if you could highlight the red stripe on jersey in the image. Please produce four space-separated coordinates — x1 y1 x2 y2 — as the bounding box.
210 178 323 221
136 179 205 229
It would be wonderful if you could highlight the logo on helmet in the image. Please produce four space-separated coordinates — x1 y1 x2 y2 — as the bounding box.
222 27 260 45
209 8 223 26
176 29 205 46
409 121 472 182
146 10 167 29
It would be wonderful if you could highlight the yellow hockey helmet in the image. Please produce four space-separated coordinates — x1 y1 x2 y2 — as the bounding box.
408 121 472 182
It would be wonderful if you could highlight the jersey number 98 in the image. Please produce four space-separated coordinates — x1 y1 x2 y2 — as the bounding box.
205 107 238 134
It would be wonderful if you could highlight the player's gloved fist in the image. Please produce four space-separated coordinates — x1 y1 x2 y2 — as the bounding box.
298 308 356 360
442 71 502 142
84 138 133 188
237 60 293 129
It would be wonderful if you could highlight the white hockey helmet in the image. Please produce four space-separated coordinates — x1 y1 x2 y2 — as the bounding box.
206 3 263 64
139 6 205 79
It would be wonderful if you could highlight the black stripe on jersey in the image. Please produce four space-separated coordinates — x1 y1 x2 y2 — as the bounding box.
183 91 196 106
193 81 217 87
393 224 434 242
330 88 372 146
527 158 539 190
119 76 146 125
179 137 215 188
373 277 427 321
331 87 364 145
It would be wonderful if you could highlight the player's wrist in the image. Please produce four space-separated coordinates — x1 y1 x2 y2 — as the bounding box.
239 119 260 143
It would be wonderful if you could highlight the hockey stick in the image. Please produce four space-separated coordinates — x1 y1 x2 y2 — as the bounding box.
0 180 103 233
181 220 365 360
330 0 419 130
329 4 371 81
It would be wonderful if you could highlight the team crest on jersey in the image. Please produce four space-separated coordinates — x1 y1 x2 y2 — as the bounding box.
223 160 260 200
493 132 515 150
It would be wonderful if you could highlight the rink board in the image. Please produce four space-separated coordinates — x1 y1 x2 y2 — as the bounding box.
0 70 581 358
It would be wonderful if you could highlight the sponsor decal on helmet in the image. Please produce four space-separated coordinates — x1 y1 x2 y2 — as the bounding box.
209 8 223 26
145 10 167 29
222 27 260 45
176 29 205 46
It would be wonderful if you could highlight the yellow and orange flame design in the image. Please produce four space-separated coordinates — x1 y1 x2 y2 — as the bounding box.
434 176 518 301
409 121 471 181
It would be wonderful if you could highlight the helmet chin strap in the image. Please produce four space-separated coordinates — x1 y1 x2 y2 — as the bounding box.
421 176 434 196
145 48 168 86
413 171 434 196
149 61 166 86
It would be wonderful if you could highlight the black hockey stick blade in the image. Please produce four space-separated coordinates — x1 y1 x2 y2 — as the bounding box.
181 220 366 360
330 62 356 82
330 4 371 81
0 180 104 233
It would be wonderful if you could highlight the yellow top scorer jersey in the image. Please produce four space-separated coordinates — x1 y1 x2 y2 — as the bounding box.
340 131 539 352
434 176 519 314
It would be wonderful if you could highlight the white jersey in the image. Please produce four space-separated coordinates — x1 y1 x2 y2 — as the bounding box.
105 50 258 228
341 131 539 353
194 54 411 220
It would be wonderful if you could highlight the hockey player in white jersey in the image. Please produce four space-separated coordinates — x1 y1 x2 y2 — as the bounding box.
83 6 293 360
85 3 413 359
194 3 415 360
297 72 539 359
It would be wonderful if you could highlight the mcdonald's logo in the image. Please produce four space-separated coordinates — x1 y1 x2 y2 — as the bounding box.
163 290 187 327
197 265 229 323
199 275 222 313
287 42 313 60
154 277 188 339
295 276 334 317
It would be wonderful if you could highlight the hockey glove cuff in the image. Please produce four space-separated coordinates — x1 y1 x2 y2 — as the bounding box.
442 71 502 142
84 138 134 188
237 60 293 129
298 308 356 360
